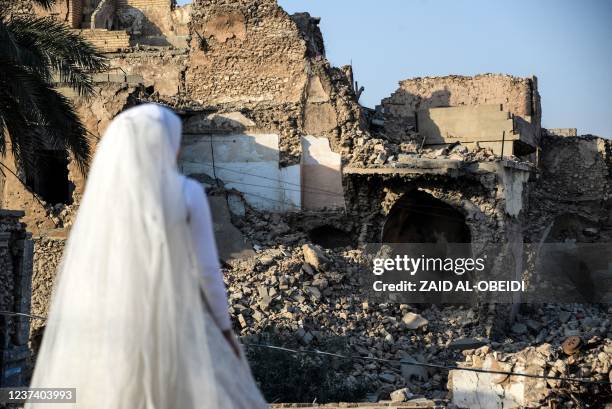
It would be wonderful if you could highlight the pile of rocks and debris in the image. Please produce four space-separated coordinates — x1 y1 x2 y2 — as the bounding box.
346 133 527 169
449 336 611 408
221 217 611 407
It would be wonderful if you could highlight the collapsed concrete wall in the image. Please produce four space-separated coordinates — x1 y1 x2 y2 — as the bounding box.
381 74 541 157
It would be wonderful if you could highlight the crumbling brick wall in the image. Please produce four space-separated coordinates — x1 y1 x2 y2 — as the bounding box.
187 0 309 107
184 0 362 164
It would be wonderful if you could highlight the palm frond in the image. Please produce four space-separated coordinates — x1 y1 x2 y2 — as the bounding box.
30 0 56 10
6 16 108 97
0 20 51 82
0 88 39 176
0 57 91 175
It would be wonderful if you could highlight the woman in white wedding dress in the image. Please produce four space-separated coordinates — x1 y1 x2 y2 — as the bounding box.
27 104 268 409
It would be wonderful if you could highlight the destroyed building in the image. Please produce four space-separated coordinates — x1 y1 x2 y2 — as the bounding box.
0 0 610 406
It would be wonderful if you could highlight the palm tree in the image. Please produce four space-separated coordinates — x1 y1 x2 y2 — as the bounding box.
0 0 108 181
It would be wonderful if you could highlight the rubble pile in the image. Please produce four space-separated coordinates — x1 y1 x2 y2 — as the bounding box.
221 219 612 404
450 337 611 407
347 133 526 169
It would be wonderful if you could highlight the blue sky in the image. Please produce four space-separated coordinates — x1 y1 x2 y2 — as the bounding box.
178 0 612 137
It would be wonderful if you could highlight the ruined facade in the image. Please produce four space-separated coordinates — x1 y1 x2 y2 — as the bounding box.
0 0 367 336
381 74 541 158
0 0 610 405
1 0 610 324
1 0 361 221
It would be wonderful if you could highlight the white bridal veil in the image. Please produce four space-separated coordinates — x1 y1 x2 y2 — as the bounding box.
28 105 258 408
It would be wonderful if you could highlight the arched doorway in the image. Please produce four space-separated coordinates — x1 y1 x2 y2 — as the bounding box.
382 190 471 244
380 190 473 303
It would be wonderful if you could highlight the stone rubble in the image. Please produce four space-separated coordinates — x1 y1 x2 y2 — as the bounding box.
0 0 609 407
220 203 611 406
346 132 532 170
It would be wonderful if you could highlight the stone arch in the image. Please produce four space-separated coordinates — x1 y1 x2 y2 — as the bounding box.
380 189 475 303
382 189 471 244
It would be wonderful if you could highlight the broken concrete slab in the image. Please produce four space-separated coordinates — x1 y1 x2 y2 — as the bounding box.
449 352 550 409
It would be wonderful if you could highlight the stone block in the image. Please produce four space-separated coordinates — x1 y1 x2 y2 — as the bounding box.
126 74 143 85
303 102 338 135
108 73 127 82
92 73 110 82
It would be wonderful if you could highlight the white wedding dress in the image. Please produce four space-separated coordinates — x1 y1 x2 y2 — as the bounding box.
27 104 268 409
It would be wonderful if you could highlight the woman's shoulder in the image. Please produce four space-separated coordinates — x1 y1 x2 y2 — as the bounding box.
183 176 204 192
182 176 207 206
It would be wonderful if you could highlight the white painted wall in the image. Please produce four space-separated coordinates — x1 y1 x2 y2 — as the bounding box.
180 133 301 212
500 166 530 217
301 135 344 210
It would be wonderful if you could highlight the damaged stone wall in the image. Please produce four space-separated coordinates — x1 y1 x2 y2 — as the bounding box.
185 0 362 164
383 74 541 134
381 74 541 156
526 132 612 243
344 172 501 246
109 49 188 99
187 0 308 107
0 82 143 235
116 0 191 47
0 210 33 387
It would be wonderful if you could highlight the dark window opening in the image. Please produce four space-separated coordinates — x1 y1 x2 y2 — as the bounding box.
26 150 71 205
308 225 354 249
